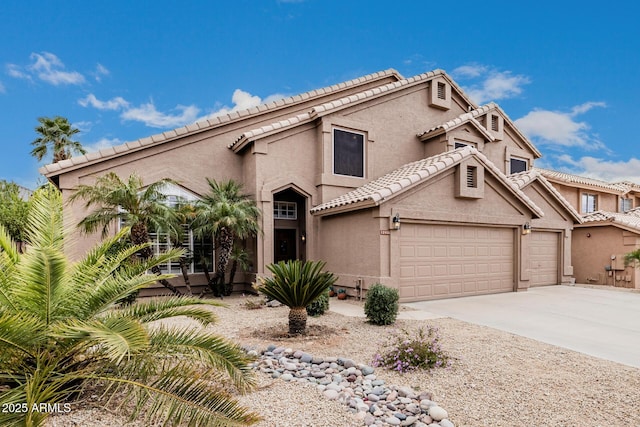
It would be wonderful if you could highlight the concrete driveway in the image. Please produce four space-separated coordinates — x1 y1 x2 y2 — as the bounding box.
403 285 640 368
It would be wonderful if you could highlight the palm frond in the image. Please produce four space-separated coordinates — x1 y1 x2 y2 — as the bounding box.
114 296 223 325
0 310 43 361
148 327 256 393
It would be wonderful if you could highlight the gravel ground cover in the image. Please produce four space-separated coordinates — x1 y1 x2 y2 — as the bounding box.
46 294 640 426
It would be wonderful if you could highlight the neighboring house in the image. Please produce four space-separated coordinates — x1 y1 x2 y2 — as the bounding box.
41 69 580 301
537 169 640 288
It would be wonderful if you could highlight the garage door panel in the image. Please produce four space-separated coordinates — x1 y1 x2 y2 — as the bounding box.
399 224 514 301
530 232 559 287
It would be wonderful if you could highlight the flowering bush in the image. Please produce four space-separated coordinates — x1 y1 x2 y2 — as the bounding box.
372 326 451 373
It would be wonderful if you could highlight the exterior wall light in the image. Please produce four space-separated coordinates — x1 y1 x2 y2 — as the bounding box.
301 232 306 243
392 214 401 230
522 222 531 235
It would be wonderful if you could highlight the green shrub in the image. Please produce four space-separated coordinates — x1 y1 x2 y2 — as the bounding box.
372 327 451 373
306 289 330 317
364 283 399 325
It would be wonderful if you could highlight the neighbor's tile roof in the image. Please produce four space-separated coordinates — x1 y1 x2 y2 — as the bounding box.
535 168 627 193
508 169 582 223
230 69 477 151
581 210 640 234
310 146 544 217
40 69 402 176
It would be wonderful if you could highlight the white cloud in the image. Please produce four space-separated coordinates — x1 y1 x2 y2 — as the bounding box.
94 63 110 82
515 102 607 149
6 63 31 80
79 93 129 110
72 121 93 133
6 52 85 86
121 102 200 128
451 64 488 78
29 52 85 85
204 88 286 119
551 155 640 183
84 137 123 153
452 64 530 104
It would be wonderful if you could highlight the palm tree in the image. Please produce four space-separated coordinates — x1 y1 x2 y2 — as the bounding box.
227 245 251 296
254 260 337 335
193 179 260 297
30 116 86 163
166 202 198 295
0 185 260 427
69 172 181 295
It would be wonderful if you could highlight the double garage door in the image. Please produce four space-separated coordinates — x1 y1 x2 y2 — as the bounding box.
398 224 515 301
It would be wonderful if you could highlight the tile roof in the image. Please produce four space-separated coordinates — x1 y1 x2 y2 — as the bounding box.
230 69 477 151
40 68 402 176
416 111 494 141
580 210 640 234
508 169 582 223
535 168 627 193
310 146 544 217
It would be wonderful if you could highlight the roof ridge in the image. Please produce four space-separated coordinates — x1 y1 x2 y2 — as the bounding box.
535 167 630 192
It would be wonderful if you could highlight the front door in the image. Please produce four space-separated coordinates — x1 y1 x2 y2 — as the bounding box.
274 229 297 263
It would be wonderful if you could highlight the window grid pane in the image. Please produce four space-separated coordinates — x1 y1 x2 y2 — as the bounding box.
274 201 297 220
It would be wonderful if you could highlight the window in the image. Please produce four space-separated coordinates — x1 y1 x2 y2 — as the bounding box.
466 166 477 188
581 193 597 213
454 142 468 149
510 158 528 174
274 201 297 220
621 198 633 213
333 128 364 178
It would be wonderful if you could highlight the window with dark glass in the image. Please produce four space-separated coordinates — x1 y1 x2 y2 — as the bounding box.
333 129 364 178
510 158 527 174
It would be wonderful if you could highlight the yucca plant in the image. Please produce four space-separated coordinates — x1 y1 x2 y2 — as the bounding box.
254 260 337 335
0 185 260 427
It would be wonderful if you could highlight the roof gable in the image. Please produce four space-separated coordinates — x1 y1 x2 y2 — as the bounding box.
41 69 402 177
508 169 582 223
311 146 543 217
417 112 494 142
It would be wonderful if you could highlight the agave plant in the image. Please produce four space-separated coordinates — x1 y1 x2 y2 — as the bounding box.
254 260 337 335
0 185 260 426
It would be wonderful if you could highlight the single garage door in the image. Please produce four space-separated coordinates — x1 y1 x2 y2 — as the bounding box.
398 224 514 301
529 231 559 287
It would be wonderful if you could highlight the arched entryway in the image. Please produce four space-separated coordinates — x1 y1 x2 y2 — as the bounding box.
273 188 307 263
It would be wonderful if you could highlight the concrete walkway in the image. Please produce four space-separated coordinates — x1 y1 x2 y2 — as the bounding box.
330 286 640 368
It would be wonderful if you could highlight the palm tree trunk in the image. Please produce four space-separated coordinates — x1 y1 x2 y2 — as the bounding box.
131 222 181 296
288 307 307 335
178 257 193 295
209 228 233 298
227 259 238 296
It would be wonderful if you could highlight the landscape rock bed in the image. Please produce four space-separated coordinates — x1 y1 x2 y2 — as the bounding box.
251 345 455 427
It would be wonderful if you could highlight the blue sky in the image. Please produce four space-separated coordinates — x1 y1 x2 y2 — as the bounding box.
1 0 639 189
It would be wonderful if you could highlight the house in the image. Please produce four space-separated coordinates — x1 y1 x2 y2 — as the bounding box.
537 169 640 288
41 69 580 301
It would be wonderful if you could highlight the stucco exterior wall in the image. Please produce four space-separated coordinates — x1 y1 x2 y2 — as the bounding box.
572 226 640 288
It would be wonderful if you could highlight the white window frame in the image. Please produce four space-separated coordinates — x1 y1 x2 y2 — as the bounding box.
581 193 597 213
332 127 366 179
274 201 297 220
621 198 632 213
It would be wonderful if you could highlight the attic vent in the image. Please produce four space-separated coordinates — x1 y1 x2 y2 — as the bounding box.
466 166 477 188
491 115 499 131
437 82 446 100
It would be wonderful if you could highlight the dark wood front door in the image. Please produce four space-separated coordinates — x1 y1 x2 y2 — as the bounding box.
274 229 297 263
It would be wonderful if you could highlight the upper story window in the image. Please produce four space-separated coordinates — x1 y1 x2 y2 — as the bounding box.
620 198 633 213
510 157 528 174
274 201 297 220
581 193 598 213
454 141 468 149
333 128 365 178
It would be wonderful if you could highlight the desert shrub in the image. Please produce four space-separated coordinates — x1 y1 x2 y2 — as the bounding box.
242 297 266 310
372 327 451 373
306 289 329 317
364 283 399 325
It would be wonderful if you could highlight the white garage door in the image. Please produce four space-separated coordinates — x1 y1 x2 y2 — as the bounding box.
530 231 559 287
398 224 514 301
